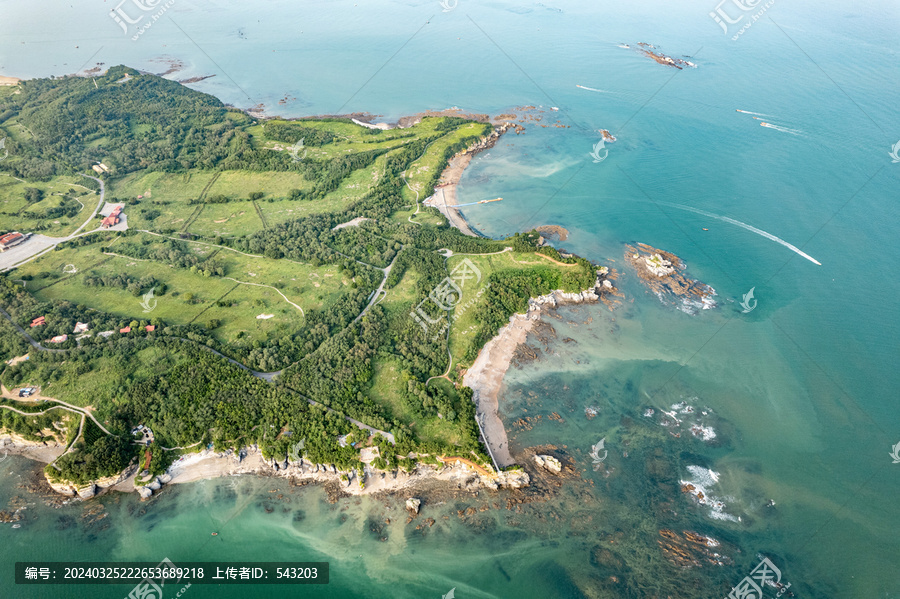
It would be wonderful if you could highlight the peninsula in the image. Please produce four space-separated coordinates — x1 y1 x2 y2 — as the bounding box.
0 67 616 500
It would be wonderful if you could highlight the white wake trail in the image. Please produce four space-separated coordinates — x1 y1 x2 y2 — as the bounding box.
760 122 803 135
658 202 822 266
576 84 611 93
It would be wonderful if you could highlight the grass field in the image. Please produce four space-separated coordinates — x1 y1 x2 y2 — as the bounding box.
445 250 570 368
14 232 352 344
0 174 101 237
36 345 191 412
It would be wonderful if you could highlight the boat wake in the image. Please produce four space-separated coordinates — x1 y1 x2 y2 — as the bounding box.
655 201 822 266
735 109 771 117
759 122 803 135
576 84 611 93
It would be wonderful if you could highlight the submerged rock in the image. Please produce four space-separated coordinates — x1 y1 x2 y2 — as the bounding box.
406 498 422 514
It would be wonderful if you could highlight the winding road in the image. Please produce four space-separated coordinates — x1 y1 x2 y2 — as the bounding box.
0 174 108 273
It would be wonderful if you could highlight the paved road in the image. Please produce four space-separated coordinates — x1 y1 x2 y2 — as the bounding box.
0 306 66 353
0 174 106 272
353 251 401 324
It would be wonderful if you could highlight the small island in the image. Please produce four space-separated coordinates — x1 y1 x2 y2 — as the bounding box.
625 243 716 313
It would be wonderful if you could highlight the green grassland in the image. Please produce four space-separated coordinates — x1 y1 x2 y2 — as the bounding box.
446 250 571 367
0 174 101 237
37 345 188 410
14 232 349 345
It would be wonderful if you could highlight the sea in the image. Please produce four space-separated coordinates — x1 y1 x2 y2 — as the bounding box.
1 0 899 597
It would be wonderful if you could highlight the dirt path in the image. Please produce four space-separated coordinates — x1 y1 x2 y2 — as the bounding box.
438 456 495 477
533 252 578 266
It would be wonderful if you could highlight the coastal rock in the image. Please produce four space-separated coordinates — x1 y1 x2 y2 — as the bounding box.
157 473 172 484
497 470 530 489
534 455 562 474
625 243 716 314
406 498 422 514
77 484 97 499
147 480 161 491
138 487 153 499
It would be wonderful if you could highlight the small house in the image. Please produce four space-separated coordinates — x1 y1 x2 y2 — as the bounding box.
30 316 46 327
48 334 68 343
119 326 131 334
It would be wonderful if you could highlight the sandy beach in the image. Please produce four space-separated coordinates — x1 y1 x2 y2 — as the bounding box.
428 153 481 237
463 312 536 467
424 121 515 237
1 434 65 463
0 75 20 86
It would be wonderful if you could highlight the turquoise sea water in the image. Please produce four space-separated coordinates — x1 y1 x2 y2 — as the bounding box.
1 0 899 596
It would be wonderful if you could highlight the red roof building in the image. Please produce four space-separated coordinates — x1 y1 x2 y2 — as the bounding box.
119 326 131 333
49 334 68 343
30 316 46 327
145 325 156 332
0 232 26 252
101 206 124 229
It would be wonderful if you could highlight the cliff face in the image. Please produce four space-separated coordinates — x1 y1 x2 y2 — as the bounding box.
46 464 136 498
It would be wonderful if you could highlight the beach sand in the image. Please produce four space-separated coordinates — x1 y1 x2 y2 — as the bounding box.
463 312 536 467
427 153 480 237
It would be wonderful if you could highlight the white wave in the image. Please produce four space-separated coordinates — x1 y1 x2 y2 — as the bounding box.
655 201 822 266
576 84 611 93
736 109 772 117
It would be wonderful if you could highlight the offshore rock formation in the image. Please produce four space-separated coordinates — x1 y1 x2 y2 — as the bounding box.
625 243 717 314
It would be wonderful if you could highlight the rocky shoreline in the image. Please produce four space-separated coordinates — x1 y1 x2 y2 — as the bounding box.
0 435 530 502
463 268 618 468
